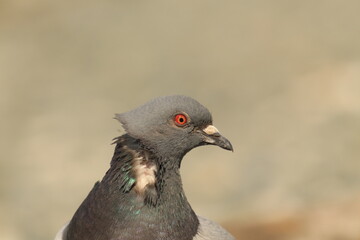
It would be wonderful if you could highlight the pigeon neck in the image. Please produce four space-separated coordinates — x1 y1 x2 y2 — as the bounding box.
108 134 199 238
110 134 189 205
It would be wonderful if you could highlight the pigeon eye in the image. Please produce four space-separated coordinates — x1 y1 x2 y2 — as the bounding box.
174 114 188 126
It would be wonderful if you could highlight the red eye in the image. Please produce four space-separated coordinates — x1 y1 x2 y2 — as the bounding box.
174 114 188 126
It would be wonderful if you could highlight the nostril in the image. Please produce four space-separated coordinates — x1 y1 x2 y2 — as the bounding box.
212 132 221 137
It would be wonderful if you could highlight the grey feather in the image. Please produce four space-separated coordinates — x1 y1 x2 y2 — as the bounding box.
193 216 235 240
54 222 68 240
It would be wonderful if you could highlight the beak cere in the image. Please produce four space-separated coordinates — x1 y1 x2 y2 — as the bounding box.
201 125 233 151
203 125 220 136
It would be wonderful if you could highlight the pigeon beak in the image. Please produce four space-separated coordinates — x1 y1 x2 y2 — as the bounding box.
201 125 233 151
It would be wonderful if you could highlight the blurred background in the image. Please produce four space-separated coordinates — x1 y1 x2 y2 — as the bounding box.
1 1 360 239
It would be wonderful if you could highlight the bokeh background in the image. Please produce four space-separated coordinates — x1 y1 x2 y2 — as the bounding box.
1 1 360 239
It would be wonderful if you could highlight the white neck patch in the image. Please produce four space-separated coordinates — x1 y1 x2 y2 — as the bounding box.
132 153 157 195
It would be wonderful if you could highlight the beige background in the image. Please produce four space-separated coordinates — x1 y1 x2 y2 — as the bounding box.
1 1 360 239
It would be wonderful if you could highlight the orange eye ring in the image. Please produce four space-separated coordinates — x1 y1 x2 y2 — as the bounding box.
174 114 188 126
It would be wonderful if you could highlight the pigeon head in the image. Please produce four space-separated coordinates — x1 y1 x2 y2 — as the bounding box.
115 95 233 159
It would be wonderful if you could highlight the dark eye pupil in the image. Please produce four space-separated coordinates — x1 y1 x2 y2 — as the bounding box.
175 114 187 125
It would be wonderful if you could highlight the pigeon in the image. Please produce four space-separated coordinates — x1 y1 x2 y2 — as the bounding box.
55 95 235 240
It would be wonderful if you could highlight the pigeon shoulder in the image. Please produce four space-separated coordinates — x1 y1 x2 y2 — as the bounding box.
193 216 236 240
54 222 68 240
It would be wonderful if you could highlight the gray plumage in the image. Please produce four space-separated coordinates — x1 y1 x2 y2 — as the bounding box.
55 95 235 240
56 216 234 240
